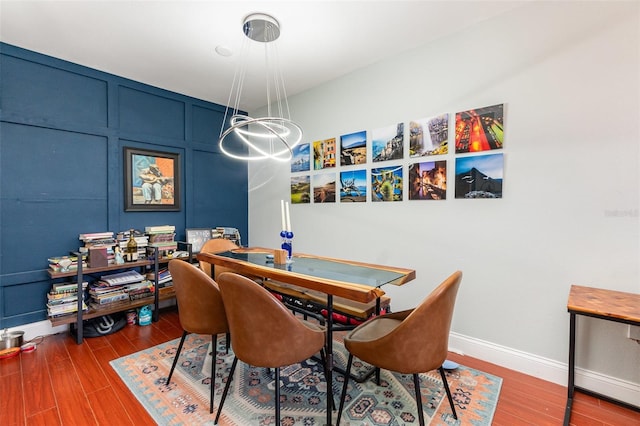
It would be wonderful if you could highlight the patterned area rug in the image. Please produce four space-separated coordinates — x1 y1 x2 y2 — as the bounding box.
110 334 501 425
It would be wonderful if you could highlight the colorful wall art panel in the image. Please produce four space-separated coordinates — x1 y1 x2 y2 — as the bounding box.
340 130 367 166
371 165 403 202
455 153 503 198
409 114 449 157
340 169 367 202
313 173 336 203
372 123 404 162
313 138 336 170
291 143 310 173
291 175 311 204
408 160 447 200
455 104 504 153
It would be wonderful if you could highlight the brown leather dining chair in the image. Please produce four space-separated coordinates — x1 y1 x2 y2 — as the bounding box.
166 260 229 414
337 270 463 426
214 272 328 425
198 238 240 279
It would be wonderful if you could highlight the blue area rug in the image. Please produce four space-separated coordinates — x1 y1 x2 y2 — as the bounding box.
110 334 501 425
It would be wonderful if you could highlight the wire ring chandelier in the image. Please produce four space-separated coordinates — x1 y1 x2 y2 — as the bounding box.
218 13 303 162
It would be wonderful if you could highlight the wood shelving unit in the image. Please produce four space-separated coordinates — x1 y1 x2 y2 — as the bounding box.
47 243 190 343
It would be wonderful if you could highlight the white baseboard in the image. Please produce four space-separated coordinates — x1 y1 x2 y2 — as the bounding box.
5 320 69 342
449 332 640 407
7 299 177 343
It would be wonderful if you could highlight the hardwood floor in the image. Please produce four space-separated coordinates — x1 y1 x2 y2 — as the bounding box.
1 307 638 425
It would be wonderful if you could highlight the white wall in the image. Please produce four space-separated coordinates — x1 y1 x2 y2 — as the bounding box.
247 1 639 403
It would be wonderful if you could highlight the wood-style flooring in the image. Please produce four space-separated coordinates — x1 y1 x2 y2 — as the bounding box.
1 307 638 425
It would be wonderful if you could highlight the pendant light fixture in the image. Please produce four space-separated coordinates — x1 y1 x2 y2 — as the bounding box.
218 13 303 162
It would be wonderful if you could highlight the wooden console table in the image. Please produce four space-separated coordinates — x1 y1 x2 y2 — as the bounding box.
564 285 640 425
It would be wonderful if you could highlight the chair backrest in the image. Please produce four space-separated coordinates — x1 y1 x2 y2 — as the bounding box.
368 270 462 373
168 259 228 335
217 272 325 368
198 238 239 279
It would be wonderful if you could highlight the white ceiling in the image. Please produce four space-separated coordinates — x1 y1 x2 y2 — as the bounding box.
0 1 528 111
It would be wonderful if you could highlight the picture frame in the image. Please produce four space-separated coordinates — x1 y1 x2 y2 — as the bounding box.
185 228 213 253
124 147 181 211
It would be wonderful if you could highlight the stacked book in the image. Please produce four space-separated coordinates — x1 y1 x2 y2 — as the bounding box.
89 270 154 307
146 225 177 257
127 280 156 301
146 267 172 288
48 254 88 273
47 281 88 318
116 230 149 260
79 232 116 264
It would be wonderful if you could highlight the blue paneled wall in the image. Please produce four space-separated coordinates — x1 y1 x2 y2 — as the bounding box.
0 43 248 328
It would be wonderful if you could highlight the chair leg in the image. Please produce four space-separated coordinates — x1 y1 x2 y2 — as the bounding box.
413 373 425 426
167 331 188 385
274 367 281 425
214 356 238 425
337 353 353 426
210 334 218 414
438 366 458 420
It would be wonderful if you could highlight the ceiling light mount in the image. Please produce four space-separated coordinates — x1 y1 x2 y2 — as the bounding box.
243 13 281 43
218 12 302 162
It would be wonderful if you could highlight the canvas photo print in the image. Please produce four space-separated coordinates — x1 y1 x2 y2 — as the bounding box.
455 104 504 153
455 153 503 198
291 175 311 204
372 123 404 162
409 113 449 157
408 160 447 200
313 173 336 203
340 130 367 166
340 169 367 202
291 143 310 173
371 165 403 202
313 138 336 170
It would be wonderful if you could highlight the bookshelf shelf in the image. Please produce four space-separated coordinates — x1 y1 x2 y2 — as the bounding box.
47 243 190 344
48 259 153 279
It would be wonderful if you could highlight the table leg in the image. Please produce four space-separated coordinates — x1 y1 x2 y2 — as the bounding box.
563 312 576 426
326 294 333 426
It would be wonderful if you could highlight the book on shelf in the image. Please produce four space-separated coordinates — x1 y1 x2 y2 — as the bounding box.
79 231 114 241
48 300 80 311
146 267 171 280
51 281 88 293
126 280 154 291
48 254 88 273
148 233 175 243
78 232 117 267
89 279 155 303
89 284 126 296
100 270 145 286
145 225 176 234
148 241 177 248
89 299 132 310
47 293 79 304
117 236 149 246
128 287 155 301
92 291 129 305
47 300 88 317
82 239 116 249
148 242 178 255
48 262 88 273
158 275 172 285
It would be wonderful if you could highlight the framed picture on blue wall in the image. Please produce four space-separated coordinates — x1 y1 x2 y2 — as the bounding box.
124 147 181 211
